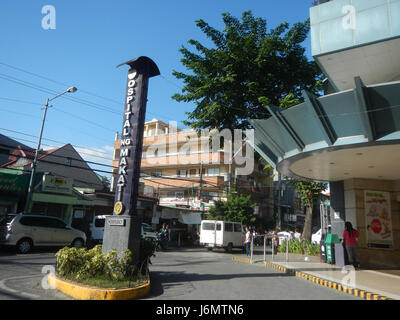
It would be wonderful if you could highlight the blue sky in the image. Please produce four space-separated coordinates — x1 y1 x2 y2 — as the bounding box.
0 0 314 176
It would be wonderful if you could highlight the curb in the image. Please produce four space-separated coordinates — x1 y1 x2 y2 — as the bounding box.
48 273 150 300
232 256 393 300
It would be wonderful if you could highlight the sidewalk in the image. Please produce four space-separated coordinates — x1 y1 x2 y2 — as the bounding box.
233 249 400 300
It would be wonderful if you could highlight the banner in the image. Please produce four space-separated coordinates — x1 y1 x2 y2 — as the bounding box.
364 190 393 248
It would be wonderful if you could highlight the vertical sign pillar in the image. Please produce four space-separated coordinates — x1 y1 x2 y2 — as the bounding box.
102 57 160 264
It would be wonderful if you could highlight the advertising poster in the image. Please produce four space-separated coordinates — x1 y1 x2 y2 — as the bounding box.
364 190 393 248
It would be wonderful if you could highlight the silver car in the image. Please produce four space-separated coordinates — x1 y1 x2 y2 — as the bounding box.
1 214 86 253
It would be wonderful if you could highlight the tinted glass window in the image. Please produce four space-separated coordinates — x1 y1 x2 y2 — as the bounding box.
234 224 242 232
37 217 60 228
95 218 105 228
224 223 233 232
216 223 221 231
50 218 67 229
19 217 42 227
202 222 215 231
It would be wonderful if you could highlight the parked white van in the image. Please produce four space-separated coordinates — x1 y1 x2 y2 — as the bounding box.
199 220 244 252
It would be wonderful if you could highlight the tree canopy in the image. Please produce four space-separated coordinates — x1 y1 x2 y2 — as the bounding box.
207 191 256 226
173 11 323 131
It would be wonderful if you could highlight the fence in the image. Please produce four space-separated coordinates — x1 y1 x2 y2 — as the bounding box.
250 235 291 264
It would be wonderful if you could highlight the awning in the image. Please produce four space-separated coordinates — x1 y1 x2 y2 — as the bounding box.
178 212 202 225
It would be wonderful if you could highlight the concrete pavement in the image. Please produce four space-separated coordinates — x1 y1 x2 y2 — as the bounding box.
234 248 400 300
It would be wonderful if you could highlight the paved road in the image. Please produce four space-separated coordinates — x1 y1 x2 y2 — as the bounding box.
0 246 361 300
0 247 70 300
145 247 361 300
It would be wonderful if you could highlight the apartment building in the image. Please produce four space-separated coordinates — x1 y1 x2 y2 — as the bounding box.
111 119 274 225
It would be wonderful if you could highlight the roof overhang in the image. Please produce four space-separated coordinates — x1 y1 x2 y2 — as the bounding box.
250 79 400 182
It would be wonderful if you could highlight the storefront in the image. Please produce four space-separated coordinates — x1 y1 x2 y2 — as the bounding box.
0 171 28 215
152 205 202 245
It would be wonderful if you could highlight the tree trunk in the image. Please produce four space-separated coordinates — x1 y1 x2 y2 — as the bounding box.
302 206 313 241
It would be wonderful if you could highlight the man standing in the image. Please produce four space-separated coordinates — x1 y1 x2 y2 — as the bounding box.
244 227 251 257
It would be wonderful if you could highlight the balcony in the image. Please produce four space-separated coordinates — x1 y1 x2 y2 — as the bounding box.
310 0 400 91
141 151 227 168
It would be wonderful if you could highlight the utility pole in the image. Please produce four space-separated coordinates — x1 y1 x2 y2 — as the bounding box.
24 87 77 213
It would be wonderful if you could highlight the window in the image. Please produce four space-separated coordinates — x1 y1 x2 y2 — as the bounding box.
175 192 185 200
176 170 187 177
189 169 197 177
151 170 162 177
207 167 220 176
167 191 175 198
65 157 72 166
202 222 215 231
234 224 242 232
224 222 233 232
94 218 105 228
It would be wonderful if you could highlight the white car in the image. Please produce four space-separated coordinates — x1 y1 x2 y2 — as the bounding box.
1 214 86 253
311 229 322 244
277 231 291 245
89 215 157 244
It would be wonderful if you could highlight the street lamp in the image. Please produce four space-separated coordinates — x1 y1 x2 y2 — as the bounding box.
23 87 78 213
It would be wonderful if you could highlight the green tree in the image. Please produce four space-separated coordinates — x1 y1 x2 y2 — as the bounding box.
207 191 256 226
291 180 327 241
97 175 111 191
172 11 322 131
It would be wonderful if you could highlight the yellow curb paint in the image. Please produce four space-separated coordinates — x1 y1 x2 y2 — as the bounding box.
49 274 150 300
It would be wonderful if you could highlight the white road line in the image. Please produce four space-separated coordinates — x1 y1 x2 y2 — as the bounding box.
0 274 42 299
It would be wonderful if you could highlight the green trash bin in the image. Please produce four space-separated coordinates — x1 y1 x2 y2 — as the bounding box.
325 234 340 264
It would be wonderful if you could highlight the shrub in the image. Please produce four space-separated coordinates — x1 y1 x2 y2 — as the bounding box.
55 239 156 285
277 239 320 256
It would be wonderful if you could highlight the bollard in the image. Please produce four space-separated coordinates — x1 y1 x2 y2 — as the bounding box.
250 236 254 264
263 236 266 262
286 237 289 263
272 236 274 262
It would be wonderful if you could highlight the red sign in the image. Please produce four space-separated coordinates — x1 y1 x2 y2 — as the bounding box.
370 219 382 234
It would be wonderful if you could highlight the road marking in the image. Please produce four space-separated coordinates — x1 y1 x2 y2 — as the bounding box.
0 274 42 299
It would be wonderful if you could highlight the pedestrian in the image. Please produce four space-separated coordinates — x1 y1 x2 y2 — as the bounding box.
342 221 360 269
159 223 168 250
294 229 301 241
244 226 251 257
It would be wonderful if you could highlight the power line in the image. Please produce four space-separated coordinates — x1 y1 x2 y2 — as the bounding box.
0 142 117 169
0 127 114 158
1 152 114 176
0 62 186 124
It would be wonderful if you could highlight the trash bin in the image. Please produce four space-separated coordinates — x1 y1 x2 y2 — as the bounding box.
319 233 327 263
325 234 340 264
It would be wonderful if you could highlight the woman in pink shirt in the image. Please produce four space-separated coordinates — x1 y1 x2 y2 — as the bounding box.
343 221 360 269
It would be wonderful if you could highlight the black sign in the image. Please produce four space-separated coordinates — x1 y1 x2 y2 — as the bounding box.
114 56 160 216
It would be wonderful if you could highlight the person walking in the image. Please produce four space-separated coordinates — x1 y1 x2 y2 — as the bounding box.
244 227 251 257
342 221 360 269
159 223 168 251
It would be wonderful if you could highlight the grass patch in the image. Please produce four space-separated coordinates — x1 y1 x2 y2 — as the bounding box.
61 274 147 289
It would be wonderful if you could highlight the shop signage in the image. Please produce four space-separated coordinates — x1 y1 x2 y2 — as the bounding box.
42 175 72 195
113 57 160 216
364 190 393 248
0 172 28 195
